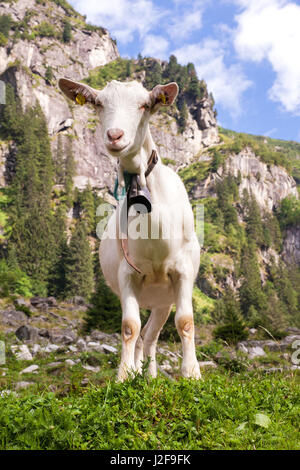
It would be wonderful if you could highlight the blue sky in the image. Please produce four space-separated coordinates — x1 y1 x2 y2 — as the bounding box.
70 0 300 142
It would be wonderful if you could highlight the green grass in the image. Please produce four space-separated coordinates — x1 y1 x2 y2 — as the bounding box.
0 370 299 450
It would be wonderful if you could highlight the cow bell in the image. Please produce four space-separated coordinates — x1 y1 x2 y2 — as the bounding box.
127 174 152 213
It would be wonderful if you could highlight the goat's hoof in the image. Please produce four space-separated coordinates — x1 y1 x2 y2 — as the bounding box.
182 363 202 380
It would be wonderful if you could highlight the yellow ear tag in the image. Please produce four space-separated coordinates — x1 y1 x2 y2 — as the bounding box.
158 93 166 104
76 93 86 105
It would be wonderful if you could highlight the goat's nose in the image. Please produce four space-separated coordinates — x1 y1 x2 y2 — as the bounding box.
107 128 124 142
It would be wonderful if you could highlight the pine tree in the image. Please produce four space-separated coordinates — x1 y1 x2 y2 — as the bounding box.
64 220 94 299
84 269 122 333
64 137 75 206
54 134 64 184
126 60 132 78
213 287 248 344
164 55 179 80
45 66 53 84
63 21 72 43
245 194 264 246
78 183 95 234
0 84 23 141
8 104 55 293
178 98 188 133
48 204 68 298
239 241 266 317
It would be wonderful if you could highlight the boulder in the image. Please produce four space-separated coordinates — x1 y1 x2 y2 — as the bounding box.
100 344 117 354
248 346 266 359
1 310 28 326
11 344 33 361
15 325 39 342
20 364 39 374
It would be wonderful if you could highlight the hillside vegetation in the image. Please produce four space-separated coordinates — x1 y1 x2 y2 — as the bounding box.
1 371 299 450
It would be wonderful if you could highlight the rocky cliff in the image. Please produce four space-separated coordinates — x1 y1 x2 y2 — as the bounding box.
192 147 298 212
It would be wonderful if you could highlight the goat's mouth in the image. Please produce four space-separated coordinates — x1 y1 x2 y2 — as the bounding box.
106 142 129 153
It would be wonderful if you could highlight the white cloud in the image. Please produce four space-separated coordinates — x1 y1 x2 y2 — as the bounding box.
142 34 169 58
233 0 300 113
167 9 203 40
70 0 164 43
173 39 252 117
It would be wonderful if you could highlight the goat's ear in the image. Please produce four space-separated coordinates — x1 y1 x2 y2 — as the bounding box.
150 82 179 112
58 78 98 105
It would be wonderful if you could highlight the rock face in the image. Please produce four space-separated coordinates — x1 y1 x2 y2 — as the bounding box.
150 104 218 166
225 149 298 211
0 0 219 192
0 0 118 80
282 225 300 264
192 147 298 213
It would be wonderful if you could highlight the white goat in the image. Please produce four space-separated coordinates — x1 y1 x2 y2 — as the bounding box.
59 78 201 381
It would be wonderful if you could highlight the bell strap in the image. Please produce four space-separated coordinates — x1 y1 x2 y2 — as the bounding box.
120 149 158 274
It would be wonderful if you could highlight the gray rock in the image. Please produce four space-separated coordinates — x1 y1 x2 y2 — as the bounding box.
11 344 33 361
1 309 28 326
31 344 41 355
65 359 76 366
15 325 39 342
82 364 100 373
90 330 110 342
14 298 31 308
46 297 57 307
160 362 172 372
70 296 86 306
15 381 35 390
46 361 62 368
77 338 87 351
38 328 51 338
87 341 102 352
248 346 266 359
282 335 300 345
20 364 39 374
48 328 77 345
237 343 249 354
43 344 60 353
249 328 257 335
100 344 117 354
198 361 218 369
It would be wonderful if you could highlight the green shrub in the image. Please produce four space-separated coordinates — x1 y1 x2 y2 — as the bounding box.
34 22 57 38
0 32 7 46
0 260 33 298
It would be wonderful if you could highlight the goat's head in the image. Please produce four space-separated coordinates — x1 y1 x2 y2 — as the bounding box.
59 78 178 158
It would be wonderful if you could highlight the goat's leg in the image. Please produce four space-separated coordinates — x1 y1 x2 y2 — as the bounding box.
140 306 172 377
172 267 201 379
117 263 142 382
134 334 144 373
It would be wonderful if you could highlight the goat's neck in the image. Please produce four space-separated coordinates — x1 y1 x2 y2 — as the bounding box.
119 127 159 187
